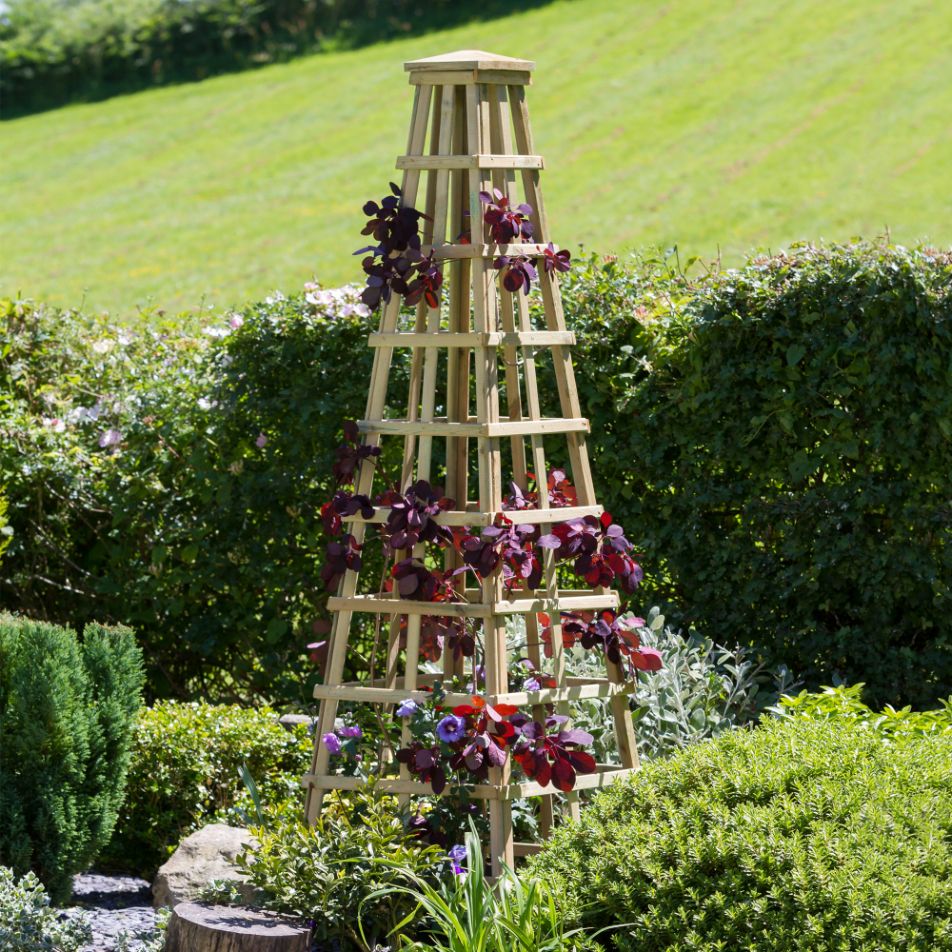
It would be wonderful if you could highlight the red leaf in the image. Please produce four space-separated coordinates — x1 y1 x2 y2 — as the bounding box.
551 757 577 792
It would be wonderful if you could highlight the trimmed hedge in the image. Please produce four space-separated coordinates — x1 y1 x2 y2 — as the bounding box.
102 701 311 875
0 290 405 700
0 615 144 903
2 242 950 705
528 716 952 951
554 243 952 706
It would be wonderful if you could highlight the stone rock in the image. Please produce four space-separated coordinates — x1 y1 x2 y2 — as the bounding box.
153 824 256 910
165 902 310 952
278 713 316 734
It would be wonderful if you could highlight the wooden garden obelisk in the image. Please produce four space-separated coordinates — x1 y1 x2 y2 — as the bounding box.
304 50 641 875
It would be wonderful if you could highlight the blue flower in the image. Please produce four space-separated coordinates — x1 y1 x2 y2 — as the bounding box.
396 699 421 717
447 844 467 875
436 714 466 744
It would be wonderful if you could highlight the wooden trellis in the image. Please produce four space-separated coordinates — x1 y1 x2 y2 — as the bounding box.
303 49 640 875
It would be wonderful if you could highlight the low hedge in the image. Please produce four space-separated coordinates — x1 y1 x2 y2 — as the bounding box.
0 0 541 116
101 700 312 875
2 242 950 706
0 615 144 903
529 715 952 951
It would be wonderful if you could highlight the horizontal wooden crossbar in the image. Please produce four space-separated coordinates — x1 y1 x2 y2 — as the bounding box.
367 330 575 348
407 68 532 87
341 502 603 528
396 154 544 170
303 764 634 800
312 676 632 707
326 591 619 618
432 242 554 260
357 417 589 437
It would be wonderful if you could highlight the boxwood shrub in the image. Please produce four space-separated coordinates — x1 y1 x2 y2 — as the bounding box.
0 616 144 903
529 716 952 952
101 700 312 875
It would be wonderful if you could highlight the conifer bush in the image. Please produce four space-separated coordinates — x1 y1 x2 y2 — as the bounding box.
528 716 952 951
0 616 144 903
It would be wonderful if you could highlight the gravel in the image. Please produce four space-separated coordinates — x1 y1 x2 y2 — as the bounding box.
63 873 160 952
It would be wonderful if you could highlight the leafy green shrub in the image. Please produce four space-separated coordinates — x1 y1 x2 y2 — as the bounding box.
568 608 797 762
0 616 144 903
0 290 405 700
529 717 952 952
772 682 952 736
237 786 445 950
0 0 533 116
0 866 91 950
549 243 952 707
4 242 950 707
103 701 311 875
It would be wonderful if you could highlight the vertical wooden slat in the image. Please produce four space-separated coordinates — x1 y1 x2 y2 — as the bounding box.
442 85 470 683
509 82 640 776
305 83 432 822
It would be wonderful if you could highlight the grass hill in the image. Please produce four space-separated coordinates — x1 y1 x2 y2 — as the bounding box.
2 0 950 316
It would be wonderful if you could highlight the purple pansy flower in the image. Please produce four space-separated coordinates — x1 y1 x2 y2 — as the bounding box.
395 698 421 717
436 714 467 744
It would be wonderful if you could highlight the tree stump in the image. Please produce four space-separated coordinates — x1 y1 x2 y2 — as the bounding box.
165 901 311 952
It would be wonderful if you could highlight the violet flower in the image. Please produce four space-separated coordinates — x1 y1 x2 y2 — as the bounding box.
447 844 467 875
396 698 421 717
436 714 467 744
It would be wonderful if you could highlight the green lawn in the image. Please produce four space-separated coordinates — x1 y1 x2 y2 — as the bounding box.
2 0 950 316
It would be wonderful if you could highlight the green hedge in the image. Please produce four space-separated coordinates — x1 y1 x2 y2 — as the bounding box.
2 242 950 706
102 701 311 875
0 615 144 903
0 0 545 116
0 291 405 700
528 716 952 951
553 243 952 706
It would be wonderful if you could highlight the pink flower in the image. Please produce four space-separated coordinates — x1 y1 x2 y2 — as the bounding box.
228 314 244 329
42 417 66 433
255 433 268 448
